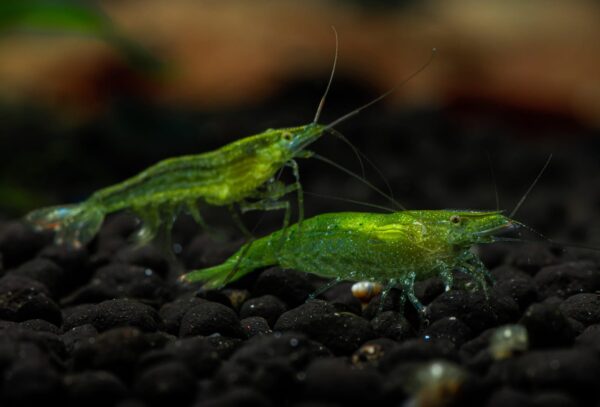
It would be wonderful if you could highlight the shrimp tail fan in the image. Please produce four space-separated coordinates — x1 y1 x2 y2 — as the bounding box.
181 233 279 288
25 203 105 248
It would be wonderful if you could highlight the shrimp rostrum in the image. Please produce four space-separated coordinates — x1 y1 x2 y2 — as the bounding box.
181 210 515 312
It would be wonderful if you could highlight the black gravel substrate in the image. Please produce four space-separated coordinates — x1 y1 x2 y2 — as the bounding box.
2 85 600 406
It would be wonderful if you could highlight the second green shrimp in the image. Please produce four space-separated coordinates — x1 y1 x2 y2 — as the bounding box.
182 210 515 312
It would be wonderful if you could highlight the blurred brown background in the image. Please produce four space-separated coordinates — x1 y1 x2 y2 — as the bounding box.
1 0 600 122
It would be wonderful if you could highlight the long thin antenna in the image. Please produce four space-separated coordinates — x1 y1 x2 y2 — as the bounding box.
493 236 600 253
327 127 395 202
509 154 553 218
312 153 406 210
314 26 339 123
327 128 366 179
323 47 437 131
305 191 395 213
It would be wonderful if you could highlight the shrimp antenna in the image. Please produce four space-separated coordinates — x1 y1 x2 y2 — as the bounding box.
327 128 366 179
305 191 395 213
312 153 406 210
493 236 600 253
509 154 552 218
326 127 395 201
313 26 339 124
323 47 436 131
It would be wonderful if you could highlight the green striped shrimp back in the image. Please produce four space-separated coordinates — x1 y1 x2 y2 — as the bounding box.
91 133 284 212
275 211 450 282
275 212 401 281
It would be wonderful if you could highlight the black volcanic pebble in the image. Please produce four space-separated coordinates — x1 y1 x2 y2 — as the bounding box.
67 264 167 305
519 298 578 348
199 387 271 407
1 362 64 407
303 358 382 404
64 370 128 407
38 245 93 297
558 293 600 327
274 300 373 354
10 258 64 298
19 318 61 334
94 264 167 300
159 293 207 335
39 244 89 275
485 387 531 407
534 261 600 299
63 303 98 331
0 221 47 268
183 233 244 271
115 245 170 278
491 266 538 310
378 338 459 373
253 267 314 307
575 324 600 353
179 301 244 338
1 325 66 359
93 299 161 332
61 324 99 355
72 327 160 381
423 316 472 347
241 316 272 337
426 290 519 334
531 392 578 407
139 336 240 378
240 295 287 326
0 275 62 325
502 349 600 396
414 277 445 305
351 338 399 368
370 311 414 342
134 362 196 407
506 244 559 274
215 333 329 399
318 281 363 315
115 399 147 407
362 288 405 319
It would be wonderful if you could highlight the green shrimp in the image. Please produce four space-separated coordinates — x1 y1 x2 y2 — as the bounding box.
24 122 324 248
181 210 514 312
24 36 435 249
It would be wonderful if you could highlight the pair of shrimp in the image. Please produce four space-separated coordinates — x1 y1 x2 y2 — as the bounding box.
181 156 576 312
25 30 430 251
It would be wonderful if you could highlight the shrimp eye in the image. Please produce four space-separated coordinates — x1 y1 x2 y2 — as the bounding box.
450 215 461 224
282 132 293 142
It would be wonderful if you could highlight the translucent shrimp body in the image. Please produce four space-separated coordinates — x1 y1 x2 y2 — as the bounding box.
182 210 514 311
25 124 324 248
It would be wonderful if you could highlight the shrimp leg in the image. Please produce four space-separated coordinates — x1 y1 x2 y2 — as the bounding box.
377 278 399 313
401 271 425 314
308 277 343 301
435 261 454 292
